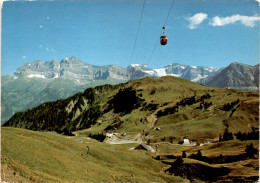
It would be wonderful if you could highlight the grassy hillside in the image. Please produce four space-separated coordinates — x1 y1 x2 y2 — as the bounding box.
1 127 185 183
4 76 259 142
2 127 258 182
2 76 259 182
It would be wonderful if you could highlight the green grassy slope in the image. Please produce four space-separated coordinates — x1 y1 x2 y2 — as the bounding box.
1 127 186 183
78 76 259 143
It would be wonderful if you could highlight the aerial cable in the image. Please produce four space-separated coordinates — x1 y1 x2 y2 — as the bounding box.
130 0 146 65
147 0 175 65
147 37 159 66
163 0 175 28
147 27 165 66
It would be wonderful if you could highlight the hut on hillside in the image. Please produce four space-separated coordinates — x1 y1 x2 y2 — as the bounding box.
134 142 156 153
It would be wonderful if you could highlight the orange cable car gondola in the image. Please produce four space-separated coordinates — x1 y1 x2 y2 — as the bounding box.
160 35 168 45
160 26 168 45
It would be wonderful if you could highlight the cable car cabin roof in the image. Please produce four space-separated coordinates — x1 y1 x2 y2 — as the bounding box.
160 35 167 39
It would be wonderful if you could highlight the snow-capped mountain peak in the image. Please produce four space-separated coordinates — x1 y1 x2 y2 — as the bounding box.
13 57 222 85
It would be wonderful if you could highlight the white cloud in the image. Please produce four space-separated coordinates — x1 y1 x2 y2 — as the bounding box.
46 16 50 19
45 47 55 52
187 13 208 29
40 25 43 28
209 14 260 27
22 56 26 59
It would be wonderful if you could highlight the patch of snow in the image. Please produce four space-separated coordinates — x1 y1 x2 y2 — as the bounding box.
168 73 182 77
205 67 219 72
53 73 59 78
191 75 208 82
180 66 186 69
191 66 197 69
14 76 18 80
27 74 46 79
154 68 167 77
130 64 141 67
143 70 155 75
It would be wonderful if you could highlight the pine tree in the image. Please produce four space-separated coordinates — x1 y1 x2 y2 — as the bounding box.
223 128 229 141
182 151 186 158
245 143 258 158
219 134 222 142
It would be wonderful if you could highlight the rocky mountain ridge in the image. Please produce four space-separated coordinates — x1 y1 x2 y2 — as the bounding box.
200 62 259 91
13 57 222 85
14 57 130 84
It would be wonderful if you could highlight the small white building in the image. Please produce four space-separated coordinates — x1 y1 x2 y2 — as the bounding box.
183 139 190 146
106 133 118 140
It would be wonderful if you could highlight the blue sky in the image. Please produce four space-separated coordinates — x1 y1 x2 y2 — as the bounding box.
1 0 259 75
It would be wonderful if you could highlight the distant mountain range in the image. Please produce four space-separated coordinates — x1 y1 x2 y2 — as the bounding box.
1 56 259 123
12 56 221 84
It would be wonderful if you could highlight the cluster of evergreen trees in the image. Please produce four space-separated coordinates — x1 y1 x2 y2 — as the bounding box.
157 94 212 117
245 143 258 158
219 128 234 142
219 127 259 142
108 87 144 115
185 150 204 161
235 127 259 141
220 99 240 111
3 87 102 134
88 133 106 142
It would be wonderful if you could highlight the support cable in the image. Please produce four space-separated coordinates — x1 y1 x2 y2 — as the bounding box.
130 0 146 65
163 0 175 27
